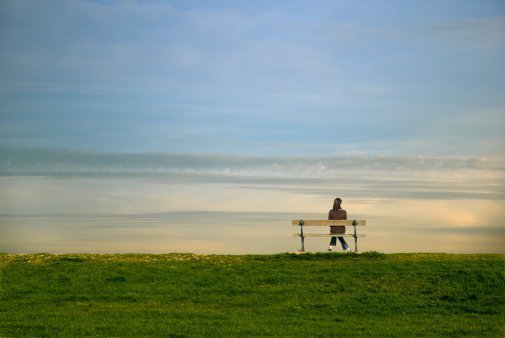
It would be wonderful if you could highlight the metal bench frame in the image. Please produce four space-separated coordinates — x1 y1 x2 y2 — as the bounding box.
292 219 367 252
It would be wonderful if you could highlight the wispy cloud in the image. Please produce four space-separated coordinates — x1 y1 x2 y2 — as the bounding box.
1 1 504 156
1 147 503 176
418 17 505 48
1 147 504 201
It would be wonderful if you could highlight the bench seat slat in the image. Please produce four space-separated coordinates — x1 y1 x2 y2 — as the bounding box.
291 220 366 226
292 234 367 238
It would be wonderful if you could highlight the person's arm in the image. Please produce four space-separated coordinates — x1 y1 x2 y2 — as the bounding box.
328 210 332 220
343 210 347 220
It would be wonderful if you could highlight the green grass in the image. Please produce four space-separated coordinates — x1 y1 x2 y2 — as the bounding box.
1 252 504 337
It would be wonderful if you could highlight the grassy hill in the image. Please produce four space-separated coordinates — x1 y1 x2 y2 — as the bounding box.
1 252 504 337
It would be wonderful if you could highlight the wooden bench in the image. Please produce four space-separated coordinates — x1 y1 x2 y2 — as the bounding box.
291 219 367 252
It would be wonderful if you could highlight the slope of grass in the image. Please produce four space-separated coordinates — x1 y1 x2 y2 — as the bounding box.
1 252 504 337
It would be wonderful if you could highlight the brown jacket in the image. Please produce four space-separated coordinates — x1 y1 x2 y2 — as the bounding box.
329 209 347 234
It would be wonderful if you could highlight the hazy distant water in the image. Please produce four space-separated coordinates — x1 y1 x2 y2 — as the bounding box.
2 210 504 254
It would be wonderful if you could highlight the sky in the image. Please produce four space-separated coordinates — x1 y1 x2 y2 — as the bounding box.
1 0 504 156
0 0 504 254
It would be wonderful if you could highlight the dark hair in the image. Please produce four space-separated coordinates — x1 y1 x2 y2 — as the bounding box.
333 198 342 210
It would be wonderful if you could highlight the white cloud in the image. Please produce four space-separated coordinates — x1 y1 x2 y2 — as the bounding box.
1 147 504 202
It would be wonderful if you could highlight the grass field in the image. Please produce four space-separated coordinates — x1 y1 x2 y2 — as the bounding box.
1 252 504 337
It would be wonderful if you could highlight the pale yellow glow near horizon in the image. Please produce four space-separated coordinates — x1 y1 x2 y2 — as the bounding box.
1 176 504 254
378 199 505 228
1 178 504 227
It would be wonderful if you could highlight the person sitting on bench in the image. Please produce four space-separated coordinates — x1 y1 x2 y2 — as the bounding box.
328 198 351 252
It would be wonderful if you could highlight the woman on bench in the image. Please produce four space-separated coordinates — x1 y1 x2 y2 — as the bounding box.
328 198 351 252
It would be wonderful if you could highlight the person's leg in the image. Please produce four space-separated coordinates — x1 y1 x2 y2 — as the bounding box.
328 236 337 251
338 237 349 251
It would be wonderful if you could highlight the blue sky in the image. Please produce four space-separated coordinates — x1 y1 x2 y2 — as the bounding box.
1 0 504 156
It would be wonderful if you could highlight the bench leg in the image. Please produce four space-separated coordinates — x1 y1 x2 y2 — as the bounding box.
353 221 358 252
300 223 305 252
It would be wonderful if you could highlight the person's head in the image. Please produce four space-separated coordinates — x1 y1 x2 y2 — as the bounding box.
333 198 342 210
